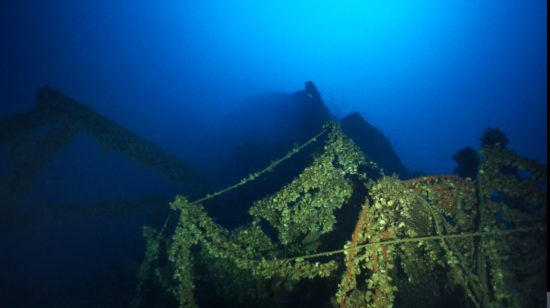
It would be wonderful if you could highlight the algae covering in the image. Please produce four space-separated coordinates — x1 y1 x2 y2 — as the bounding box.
135 122 546 308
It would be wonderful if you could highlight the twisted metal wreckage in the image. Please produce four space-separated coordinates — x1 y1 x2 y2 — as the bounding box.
0 87 208 228
0 87 546 307
136 123 546 308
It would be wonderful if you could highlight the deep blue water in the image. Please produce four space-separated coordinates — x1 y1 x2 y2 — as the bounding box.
0 1 546 307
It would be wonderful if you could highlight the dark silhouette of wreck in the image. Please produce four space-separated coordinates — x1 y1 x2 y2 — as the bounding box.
0 82 413 229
